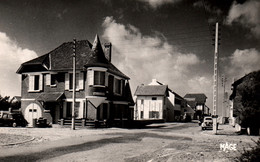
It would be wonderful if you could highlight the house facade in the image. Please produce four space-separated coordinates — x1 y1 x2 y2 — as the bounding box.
134 79 189 122
17 35 134 127
184 93 208 119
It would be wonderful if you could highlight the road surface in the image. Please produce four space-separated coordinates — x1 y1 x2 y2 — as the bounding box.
0 122 257 161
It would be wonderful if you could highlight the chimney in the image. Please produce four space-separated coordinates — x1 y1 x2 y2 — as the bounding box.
104 43 112 62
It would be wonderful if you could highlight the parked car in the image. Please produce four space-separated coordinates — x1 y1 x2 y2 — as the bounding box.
0 112 27 127
201 116 213 130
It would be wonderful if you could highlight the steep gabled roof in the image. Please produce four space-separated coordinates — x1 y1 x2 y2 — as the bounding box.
16 35 129 79
134 85 169 96
155 80 183 100
184 93 207 104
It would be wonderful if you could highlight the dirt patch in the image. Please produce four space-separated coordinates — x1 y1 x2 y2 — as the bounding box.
0 133 33 146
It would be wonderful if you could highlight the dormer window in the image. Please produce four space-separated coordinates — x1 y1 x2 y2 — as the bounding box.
94 71 105 86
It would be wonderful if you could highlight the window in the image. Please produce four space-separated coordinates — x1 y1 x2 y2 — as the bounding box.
149 111 159 118
34 75 40 90
152 97 157 100
94 71 105 86
50 74 56 86
66 102 80 118
140 111 144 119
65 72 84 91
46 74 56 86
29 74 43 92
114 78 121 94
141 99 144 105
66 102 72 117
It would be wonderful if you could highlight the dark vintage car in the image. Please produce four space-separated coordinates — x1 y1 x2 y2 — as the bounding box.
0 112 27 127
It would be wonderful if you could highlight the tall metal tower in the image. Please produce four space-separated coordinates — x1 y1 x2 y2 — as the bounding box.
213 22 219 134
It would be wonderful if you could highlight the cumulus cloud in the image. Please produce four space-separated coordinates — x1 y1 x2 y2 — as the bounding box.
226 0 260 37
137 0 182 8
227 48 260 79
0 32 37 97
102 16 211 99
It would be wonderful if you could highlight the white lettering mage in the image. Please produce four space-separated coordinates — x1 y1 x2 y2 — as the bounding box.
220 142 237 152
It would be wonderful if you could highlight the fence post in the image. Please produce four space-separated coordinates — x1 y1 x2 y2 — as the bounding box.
82 119 85 127
60 119 64 126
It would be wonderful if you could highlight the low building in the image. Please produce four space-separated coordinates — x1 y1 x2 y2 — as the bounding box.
134 79 189 122
184 93 208 119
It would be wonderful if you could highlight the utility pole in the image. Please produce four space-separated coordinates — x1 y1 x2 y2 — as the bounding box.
212 22 219 134
71 39 76 130
221 74 227 118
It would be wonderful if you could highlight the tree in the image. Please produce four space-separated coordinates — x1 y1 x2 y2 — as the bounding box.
0 95 11 111
233 70 260 134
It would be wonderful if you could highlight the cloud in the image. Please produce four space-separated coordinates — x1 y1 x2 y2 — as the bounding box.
137 0 182 8
0 32 37 97
193 0 223 16
102 16 211 100
226 0 260 37
226 48 260 79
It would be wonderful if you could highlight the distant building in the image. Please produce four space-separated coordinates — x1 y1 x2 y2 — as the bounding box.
134 79 190 121
184 93 207 119
16 35 134 127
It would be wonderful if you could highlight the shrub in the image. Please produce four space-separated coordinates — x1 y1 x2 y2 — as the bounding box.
237 138 260 162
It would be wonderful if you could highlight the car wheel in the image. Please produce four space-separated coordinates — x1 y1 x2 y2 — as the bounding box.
12 122 17 127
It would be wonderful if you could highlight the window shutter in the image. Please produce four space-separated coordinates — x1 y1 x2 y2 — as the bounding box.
78 101 83 118
46 74 50 86
79 72 84 90
87 70 93 85
121 80 125 95
65 73 69 90
28 75 34 91
39 74 43 91
105 73 108 86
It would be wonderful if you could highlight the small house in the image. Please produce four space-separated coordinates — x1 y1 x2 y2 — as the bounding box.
134 79 187 122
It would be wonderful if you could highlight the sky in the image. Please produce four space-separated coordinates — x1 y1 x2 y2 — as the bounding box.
0 0 259 115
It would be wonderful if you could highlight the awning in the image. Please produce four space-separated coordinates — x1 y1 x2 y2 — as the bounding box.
86 96 106 108
36 92 64 102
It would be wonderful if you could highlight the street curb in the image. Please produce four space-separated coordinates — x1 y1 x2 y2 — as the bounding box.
0 137 35 146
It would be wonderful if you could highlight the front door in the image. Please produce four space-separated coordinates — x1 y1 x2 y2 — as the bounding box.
97 104 108 120
45 102 60 124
